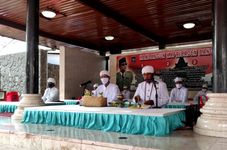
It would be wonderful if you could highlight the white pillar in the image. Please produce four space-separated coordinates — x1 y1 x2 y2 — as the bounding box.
194 93 227 137
11 94 44 120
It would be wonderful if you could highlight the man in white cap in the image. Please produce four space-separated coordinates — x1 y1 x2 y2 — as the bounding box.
133 65 169 107
93 70 120 103
193 83 211 104
169 77 188 103
42 78 59 102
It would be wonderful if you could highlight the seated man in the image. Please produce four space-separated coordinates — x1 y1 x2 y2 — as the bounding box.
42 78 59 102
93 70 120 103
193 83 211 104
133 65 169 107
169 77 188 103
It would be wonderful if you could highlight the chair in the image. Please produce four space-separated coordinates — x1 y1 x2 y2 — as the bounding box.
0 90 6 100
6 91 19 101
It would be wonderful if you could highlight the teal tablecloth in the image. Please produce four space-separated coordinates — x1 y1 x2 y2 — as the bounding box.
0 102 18 113
22 107 185 136
63 100 80 105
165 103 191 108
165 104 187 108
0 101 66 113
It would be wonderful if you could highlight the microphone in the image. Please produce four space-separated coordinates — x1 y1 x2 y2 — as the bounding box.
153 80 158 92
153 80 161 108
80 80 91 87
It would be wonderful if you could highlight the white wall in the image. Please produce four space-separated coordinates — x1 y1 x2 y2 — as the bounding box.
60 46 105 99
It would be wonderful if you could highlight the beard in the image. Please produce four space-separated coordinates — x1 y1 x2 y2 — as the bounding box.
145 78 154 83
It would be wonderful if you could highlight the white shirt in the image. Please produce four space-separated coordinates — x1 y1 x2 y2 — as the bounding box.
133 81 169 107
42 87 59 102
122 90 130 99
94 83 120 103
91 90 96 96
169 87 188 103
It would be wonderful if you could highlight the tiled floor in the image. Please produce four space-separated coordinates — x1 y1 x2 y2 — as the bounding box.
0 116 226 150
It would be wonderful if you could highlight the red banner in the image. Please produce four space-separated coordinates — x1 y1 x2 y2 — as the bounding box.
116 47 212 89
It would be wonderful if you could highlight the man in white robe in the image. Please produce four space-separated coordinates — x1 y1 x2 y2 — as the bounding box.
169 77 188 103
94 70 120 103
133 65 169 107
42 78 59 102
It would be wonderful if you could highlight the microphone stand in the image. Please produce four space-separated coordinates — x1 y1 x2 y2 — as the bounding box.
80 81 92 96
153 81 161 108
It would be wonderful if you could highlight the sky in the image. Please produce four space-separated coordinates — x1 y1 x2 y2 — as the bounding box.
0 35 53 56
0 36 26 55
0 35 59 64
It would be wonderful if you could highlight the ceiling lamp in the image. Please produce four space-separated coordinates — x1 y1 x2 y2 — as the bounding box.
183 22 196 29
105 35 114 41
41 10 56 19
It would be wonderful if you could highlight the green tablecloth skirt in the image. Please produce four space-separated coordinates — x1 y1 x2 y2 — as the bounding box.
0 102 66 113
22 109 185 136
0 103 18 113
165 104 187 108
63 100 79 105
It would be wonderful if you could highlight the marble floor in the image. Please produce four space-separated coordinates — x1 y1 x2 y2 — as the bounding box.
0 116 227 150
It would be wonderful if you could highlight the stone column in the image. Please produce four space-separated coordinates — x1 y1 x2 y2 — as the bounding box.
194 0 227 137
39 50 47 95
12 0 44 121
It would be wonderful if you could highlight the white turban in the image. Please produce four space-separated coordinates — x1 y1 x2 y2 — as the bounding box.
99 70 110 77
47 78 56 84
142 66 154 74
174 77 182 82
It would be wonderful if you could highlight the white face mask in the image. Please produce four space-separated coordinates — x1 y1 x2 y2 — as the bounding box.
202 88 207 92
176 84 182 89
101 78 109 84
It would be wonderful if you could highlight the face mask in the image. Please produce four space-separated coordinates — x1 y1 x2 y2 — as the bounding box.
202 88 207 92
48 83 55 88
176 84 182 89
101 78 109 84
122 90 127 93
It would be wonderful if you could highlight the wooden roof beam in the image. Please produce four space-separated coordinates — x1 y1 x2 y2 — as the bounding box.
78 0 165 44
0 18 100 50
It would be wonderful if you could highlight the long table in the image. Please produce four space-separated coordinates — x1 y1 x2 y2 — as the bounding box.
0 101 18 113
165 102 191 108
22 105 185 136
62 99 80 105
0 101 66 113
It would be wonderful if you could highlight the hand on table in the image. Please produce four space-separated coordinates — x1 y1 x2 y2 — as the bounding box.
144 100 154 105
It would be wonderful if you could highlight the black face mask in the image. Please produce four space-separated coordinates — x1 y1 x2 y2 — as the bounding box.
48 82 55 88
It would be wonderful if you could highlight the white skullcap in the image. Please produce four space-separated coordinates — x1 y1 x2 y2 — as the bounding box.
93 83 99 88
142 65 154 74
99 70 110 77
174 77 182 82
47 78 56 84
202 84 208 88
